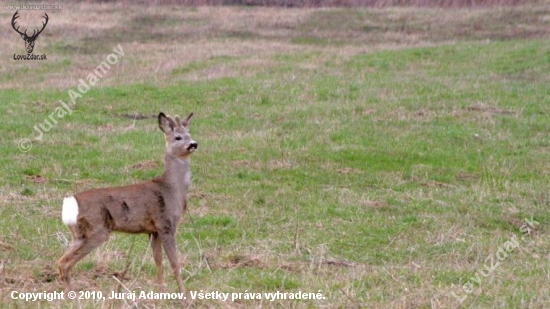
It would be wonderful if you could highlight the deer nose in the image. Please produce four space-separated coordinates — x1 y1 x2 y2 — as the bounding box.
187 142 198 151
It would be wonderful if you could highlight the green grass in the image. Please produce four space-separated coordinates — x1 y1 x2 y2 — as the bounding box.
2 4 550 308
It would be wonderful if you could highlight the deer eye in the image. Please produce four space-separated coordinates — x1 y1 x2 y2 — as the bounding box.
175 136 182 141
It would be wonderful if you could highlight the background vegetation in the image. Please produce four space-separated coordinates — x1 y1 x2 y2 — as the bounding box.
1 1 550 308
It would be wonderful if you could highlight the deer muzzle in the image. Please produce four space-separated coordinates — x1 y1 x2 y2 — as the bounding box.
187 141 198 152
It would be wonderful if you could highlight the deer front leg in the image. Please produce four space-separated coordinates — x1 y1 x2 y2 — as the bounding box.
149 233 164 291
159 232 185 295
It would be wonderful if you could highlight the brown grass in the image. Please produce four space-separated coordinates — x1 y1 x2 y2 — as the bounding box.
80 0 532 7
3 4 549 90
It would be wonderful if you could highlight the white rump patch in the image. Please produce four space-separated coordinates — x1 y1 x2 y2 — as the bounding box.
62 196 79 226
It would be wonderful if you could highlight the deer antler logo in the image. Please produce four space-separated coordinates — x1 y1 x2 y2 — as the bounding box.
11 10 49 54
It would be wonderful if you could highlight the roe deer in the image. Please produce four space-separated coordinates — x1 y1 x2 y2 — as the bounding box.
58 112 197 294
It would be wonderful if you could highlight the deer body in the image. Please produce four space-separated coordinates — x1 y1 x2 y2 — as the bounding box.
58 112 197 294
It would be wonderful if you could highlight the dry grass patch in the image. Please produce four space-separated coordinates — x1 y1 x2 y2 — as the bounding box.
4 4 549 90
128 160 159 171
466 102 517 115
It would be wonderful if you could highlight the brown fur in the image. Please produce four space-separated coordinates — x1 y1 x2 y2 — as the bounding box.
58 112 197 294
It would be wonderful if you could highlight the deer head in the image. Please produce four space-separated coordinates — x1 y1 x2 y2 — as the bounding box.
11 10 49 54
158 112 198 159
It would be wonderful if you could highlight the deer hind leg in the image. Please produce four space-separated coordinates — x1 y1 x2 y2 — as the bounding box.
149 233 164 290
58 222 110 291
158 232 185 294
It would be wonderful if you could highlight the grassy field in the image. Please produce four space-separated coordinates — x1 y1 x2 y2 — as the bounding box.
1 3 550 308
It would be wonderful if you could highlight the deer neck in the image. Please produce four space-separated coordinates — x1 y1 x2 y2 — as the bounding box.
161 154 191 200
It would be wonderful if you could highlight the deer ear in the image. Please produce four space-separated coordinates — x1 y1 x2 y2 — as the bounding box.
182 112 194 127
158 112 175 134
